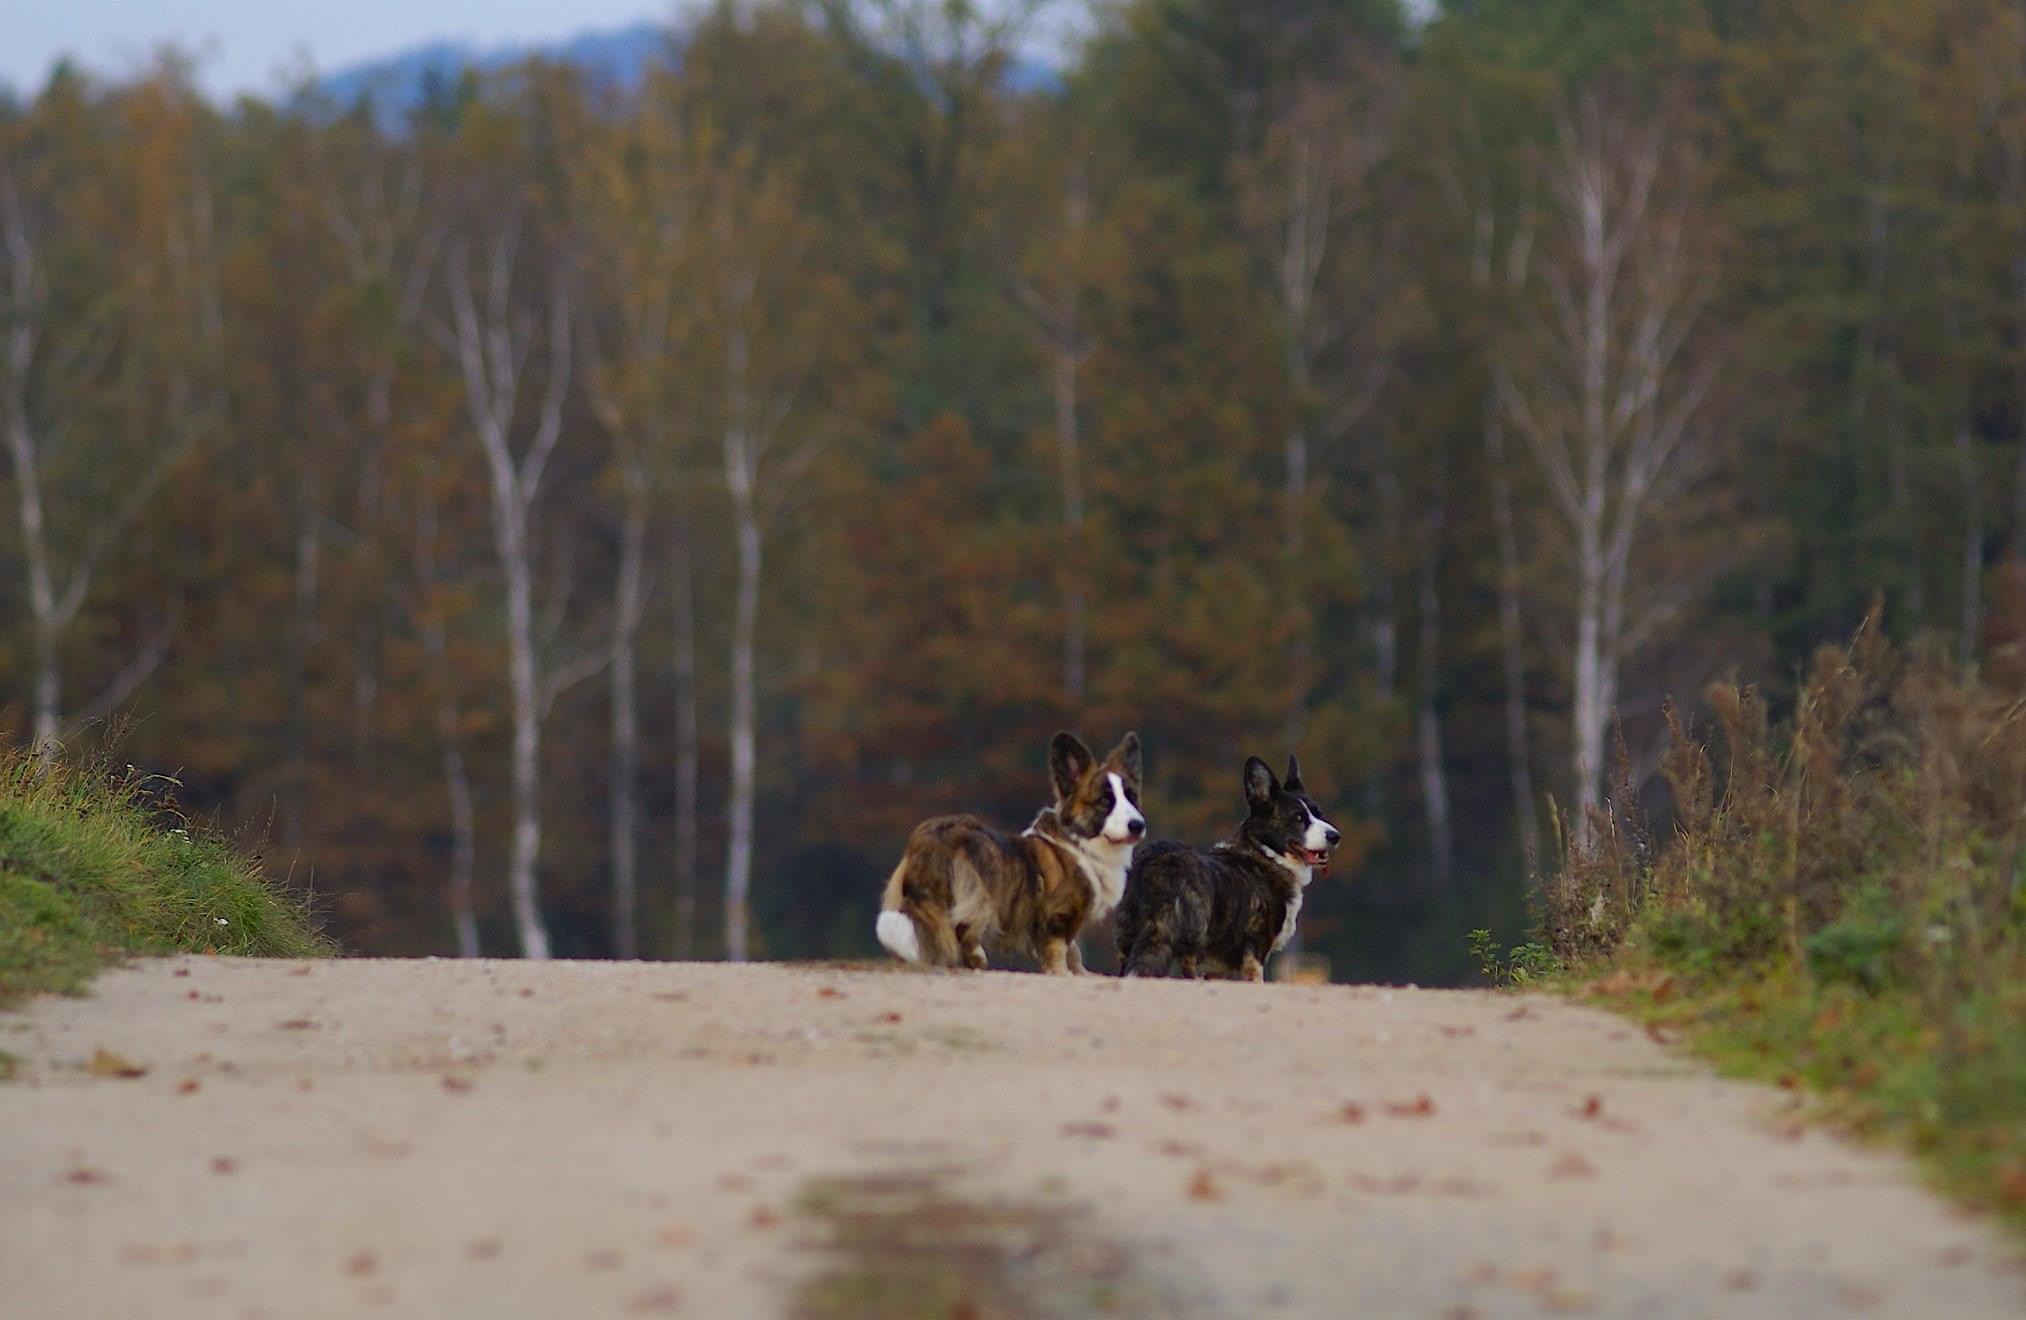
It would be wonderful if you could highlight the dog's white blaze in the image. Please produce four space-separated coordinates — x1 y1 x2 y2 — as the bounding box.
875 910 920 963
1100 773 1143 843
1302 811 1338 854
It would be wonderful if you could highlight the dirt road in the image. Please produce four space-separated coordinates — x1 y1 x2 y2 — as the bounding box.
1 957 2019 1318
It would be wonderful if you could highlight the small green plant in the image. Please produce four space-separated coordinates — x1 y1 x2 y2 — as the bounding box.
1468 928 1561 987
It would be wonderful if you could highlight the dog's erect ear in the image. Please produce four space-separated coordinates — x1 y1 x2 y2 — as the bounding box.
1243 756 1278 813
1050 732 1096 801
1284 755 1304 794
1108 731 1143 783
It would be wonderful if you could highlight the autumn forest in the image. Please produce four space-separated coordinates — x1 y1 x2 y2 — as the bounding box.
5 0 2025 982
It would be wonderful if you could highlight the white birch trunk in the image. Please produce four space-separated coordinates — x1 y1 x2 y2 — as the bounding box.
722 313 761 964
724 466 762 964
1053 343 1087 703
1413 507 1453 888
609 462 647 959
445 237 571 961
672 526 700 959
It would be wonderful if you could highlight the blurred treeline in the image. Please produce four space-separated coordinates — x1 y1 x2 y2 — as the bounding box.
3 0 2024 980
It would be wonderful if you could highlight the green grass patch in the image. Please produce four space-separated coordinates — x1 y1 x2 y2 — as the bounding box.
0 748 332 1006
1574 952 2026 1236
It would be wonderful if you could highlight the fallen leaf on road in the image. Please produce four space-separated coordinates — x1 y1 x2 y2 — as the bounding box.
1100 1094 1121 1114
344 1251 378 1277
584 1249 625 1271
629 1288 683 1314
1334 1102 1366 1124
88 1048 147 1079
815 987 846 1000
1723 1268 1759 1290
1158 1093 1193 1112
1550 1152 1596 1179
276 1019 317 1031
465 1238 502 1260
1439 1025 1476 1038
122 1241 199 1265
441 1075 474 1094
1460 1261 1498 1285
1156 1139 1201 1159
1385 1094 1436 1117
209 1157 236 1175
173 968 191 978
1504 1005 1537 1021
65 1166 109 1186
1186 1169 1223 1201
748 1206 780 1231
717 1173 753 1191
176 1079 201 1095
1061 1121 1116 1139
656 1224 692 1249
1575 1095 1603 1120
1644 1024 1679 1046
651 992 687 1003
876 1012 902 1024
1505 1266 1559 1292
287 966 313 977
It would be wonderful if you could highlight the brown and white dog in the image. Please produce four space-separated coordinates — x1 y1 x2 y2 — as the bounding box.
876 731 1145 974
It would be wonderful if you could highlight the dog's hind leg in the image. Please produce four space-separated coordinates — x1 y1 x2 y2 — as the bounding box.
953 922 988 971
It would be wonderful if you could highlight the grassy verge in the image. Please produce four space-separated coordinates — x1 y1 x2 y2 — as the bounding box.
0 747 331 1006
1483 617 2025 1234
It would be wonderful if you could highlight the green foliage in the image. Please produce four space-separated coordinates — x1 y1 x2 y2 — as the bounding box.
0 748 331 1005
1467 927 1560 987
1546 620 2026 1229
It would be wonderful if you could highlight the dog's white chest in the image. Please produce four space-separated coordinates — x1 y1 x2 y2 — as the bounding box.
1264 853 1313 955
1079 849 1130 922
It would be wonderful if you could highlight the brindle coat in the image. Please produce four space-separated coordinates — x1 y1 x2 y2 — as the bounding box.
878 732 1143 974
1116 755 1341 982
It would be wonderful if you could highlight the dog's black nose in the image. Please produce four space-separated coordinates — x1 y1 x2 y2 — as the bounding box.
1127 817 1145 838
1324 827 1341 847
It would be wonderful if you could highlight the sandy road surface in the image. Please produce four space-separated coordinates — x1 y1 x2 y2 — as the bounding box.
1 957 2019 1319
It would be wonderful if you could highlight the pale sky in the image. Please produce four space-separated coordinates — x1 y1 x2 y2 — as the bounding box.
1 1 680 100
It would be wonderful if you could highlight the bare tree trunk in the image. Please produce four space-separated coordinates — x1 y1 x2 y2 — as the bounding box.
609 462 647 959
723 316 761 964
415 498 480 958
500 531 551 960
2 169 190 760
4 402 61 756
1960 427 1983 668
1053 343 1087 704
282 505 317 860
1284 400 1311 750
445 238 571 961
1414 504 1452 888
1486 372 1540 864
724 481 762 964
672 525 700 959
442 733 480 959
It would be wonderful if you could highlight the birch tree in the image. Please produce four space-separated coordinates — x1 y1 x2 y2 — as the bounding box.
577 85 703 959
0 74 210 757
703 154 846 962
1240 77 1393 747
1505 95 1725 829
440 219 579 960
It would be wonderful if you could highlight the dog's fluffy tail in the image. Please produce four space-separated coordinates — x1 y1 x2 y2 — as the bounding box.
875 910 921 963
876 853 959 965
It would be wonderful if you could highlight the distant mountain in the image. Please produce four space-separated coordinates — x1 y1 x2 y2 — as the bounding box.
310 19 1059 127
311 21 672 124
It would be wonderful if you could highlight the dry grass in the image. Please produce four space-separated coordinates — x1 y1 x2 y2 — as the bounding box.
1534 613 2026 1230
